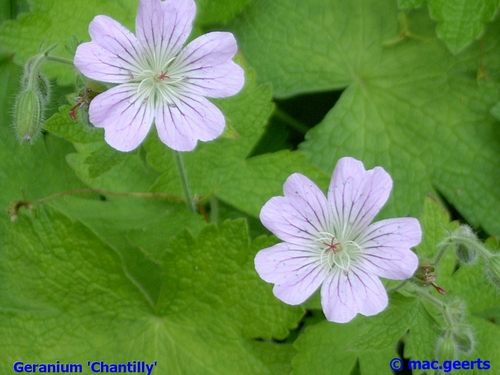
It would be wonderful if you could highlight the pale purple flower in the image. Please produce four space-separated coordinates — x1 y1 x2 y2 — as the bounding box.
74 0 244 152
255 157 421 323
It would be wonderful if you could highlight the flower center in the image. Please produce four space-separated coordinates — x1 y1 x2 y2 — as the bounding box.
134 58 185 107
315 232 363 274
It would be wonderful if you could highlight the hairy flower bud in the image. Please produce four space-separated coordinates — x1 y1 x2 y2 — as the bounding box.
12 46 55 144
453 225 478 264
451 328 474 355
14 88 44 143
436 335 456 361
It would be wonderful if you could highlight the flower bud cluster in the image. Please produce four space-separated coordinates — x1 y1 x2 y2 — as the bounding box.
435 299 474 360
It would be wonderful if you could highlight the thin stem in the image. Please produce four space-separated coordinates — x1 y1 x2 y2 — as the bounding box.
174 151 197 213
434 242 450 267
450 236 489 255
416 287 445 309
387 280 408 293
9 188 185 221
273 107 309 135
46 55 74 66
26 45 57 89
441 304 459 327
438 235 492 262
33 188 183 204
414 285 456 329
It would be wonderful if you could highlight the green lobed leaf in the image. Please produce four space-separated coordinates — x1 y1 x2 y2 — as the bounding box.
159 221 303 341
0 207 301 374
125 197 207 263
66 139 159 194
44 105 103 144
402 299 442 364
427 0 500 53
0 207 154 370
23 69 206 311
84 145 128 179
414 196 456 260
411 196 458 307
403 198 456 362
439 251 500 317
233 0 500 235
0 52 177 342
44 105 208 304
293 294 416 375
399 0 500 53
52 195 206 305
247 340 297 375
459 315 500 373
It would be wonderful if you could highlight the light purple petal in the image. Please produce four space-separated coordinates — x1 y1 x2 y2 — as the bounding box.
89 84 154 152
74 15 144 83
356 217 421 280
260 173 332 245
154 94 224 151
321 266 388 323
255 242 327 305
173 32 244 98
136 0 195 66
327 157 392 239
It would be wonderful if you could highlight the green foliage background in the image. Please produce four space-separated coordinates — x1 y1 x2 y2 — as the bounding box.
1 0 500 374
